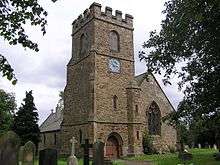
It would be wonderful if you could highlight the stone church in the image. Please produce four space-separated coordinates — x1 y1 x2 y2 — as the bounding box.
39 2 177 158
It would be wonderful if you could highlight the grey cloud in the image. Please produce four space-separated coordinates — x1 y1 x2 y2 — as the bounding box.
1 0 184 123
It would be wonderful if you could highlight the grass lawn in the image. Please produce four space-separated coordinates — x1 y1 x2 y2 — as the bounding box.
34 149 219 165
123 148 219 165
34 158 92 165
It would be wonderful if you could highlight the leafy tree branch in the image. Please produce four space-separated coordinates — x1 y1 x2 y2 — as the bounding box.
0 0 57 84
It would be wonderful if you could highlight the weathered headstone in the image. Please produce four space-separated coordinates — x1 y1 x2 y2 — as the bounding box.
214 144 217 150
198 143 201 149
214 152 220 161
19 146 24 165
92 140 104 165
81 139 93 165
184 145 189 150
68 155 78 165
39 148 57 165
0 131 20 165
67 137 78 165
23 141 36 165
178 151 193 162
70 137 77 156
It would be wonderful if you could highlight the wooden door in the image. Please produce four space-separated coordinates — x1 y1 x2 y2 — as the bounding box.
106 136 119 159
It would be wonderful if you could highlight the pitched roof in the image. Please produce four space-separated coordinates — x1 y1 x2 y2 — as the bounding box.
135 72 149 86
39 111 63 132
135 72 176 111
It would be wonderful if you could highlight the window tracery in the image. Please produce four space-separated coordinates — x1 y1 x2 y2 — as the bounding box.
148 101 161 135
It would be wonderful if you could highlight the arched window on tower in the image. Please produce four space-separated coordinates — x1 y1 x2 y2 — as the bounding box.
147 101 161 135
113 95 118 110
109 31 120 52
80 33 88 56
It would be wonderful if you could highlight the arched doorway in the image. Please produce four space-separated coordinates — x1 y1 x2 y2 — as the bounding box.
105 133 122 159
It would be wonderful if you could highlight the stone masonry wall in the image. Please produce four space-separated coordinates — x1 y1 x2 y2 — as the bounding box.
138 74 177 152
60 123 94 156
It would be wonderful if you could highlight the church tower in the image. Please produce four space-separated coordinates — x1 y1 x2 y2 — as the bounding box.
61 2 142 157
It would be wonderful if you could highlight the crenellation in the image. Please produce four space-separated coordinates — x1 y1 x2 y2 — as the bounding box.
78 14 84 23
72 20 76 25
89 2 101 15
125 14 133 24
72 2 133 34
78 14 83 20
83 9 90 18
112 15 117 20
105 6 112 16
101 11 106 16
115 10 122 21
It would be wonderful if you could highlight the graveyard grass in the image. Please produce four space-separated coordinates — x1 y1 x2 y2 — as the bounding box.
33 149 218 165
34 158 92 165
122 148 219 165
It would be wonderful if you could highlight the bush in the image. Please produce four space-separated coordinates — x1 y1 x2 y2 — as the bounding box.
142 132 156 154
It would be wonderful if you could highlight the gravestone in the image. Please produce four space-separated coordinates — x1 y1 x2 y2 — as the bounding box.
39 148 57 165
214 152 220 161
81 139 93 165
92 140 104 165
23 141 36 165
198 143 201 149
67 136 78 165
184 145 189 150
178 150 193 162
214 144 217 150
19 146 24 165
0 131 20 165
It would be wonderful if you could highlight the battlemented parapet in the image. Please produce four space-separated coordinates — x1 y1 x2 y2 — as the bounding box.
72 2 133 34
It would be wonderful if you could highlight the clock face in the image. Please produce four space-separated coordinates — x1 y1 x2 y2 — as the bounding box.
108 58 120 73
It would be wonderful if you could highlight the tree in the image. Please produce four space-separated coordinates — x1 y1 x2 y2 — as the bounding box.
0 0 57 84
0 89 16 135
163 100 191 152
165 98 220 152
56 91 64 112
11 90 40 146
140 0 220 149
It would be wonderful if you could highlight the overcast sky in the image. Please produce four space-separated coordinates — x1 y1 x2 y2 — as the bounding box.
0 0 184 124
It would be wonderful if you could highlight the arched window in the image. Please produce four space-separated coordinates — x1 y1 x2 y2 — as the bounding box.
147 101 161 135
79 130 82 144
113 95 118 110
80 34 88 56
109 31 119 52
